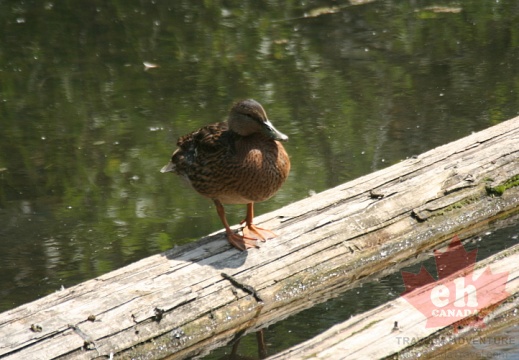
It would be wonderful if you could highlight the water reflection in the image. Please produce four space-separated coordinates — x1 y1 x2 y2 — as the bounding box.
0 0 518 333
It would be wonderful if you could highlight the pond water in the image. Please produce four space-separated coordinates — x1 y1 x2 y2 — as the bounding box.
1 0 519 358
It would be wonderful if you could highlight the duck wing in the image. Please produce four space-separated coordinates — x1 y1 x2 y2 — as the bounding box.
173 122 235 173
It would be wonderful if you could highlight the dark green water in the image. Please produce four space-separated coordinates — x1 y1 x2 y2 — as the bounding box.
1 0 519 358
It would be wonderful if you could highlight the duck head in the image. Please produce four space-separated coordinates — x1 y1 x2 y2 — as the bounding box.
228 99 288 141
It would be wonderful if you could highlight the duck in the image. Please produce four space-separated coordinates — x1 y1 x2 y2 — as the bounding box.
161 99 290 251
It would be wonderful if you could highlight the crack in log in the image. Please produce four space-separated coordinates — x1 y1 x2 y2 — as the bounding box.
130 292 198 324
412 192 483 222
277 192 371 226
68 323 97 351
442 173 477 194
153 307 165 323
0 328 66 358
221 273 263 302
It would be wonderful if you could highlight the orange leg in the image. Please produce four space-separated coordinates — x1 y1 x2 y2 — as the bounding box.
241 203 276 242
214 200 258 251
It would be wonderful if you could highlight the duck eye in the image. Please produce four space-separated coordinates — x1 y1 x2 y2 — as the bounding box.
243 112 259 122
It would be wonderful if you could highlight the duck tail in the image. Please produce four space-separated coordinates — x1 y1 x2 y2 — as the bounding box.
160 162 175 173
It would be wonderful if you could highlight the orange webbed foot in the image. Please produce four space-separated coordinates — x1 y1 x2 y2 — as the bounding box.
226 230 260 251
214 200 277 251
242 223 277 242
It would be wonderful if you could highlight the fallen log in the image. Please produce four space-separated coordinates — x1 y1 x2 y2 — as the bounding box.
267 237 519 359
0 116 519 360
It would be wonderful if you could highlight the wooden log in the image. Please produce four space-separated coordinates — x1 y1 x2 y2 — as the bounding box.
267 241 519 359
1 116 519 360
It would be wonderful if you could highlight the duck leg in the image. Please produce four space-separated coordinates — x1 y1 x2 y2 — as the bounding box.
241 203 277 242
214 199 258 251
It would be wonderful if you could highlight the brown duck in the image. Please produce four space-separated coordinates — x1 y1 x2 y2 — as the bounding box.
161 99 290 251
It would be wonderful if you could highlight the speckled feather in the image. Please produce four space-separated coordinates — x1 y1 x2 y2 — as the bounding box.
170 120 290 204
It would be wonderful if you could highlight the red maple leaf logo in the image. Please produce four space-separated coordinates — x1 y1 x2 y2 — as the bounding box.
401 235 509 329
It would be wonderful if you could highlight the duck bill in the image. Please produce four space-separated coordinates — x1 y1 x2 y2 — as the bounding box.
160 162 175 173
264 119 289 141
